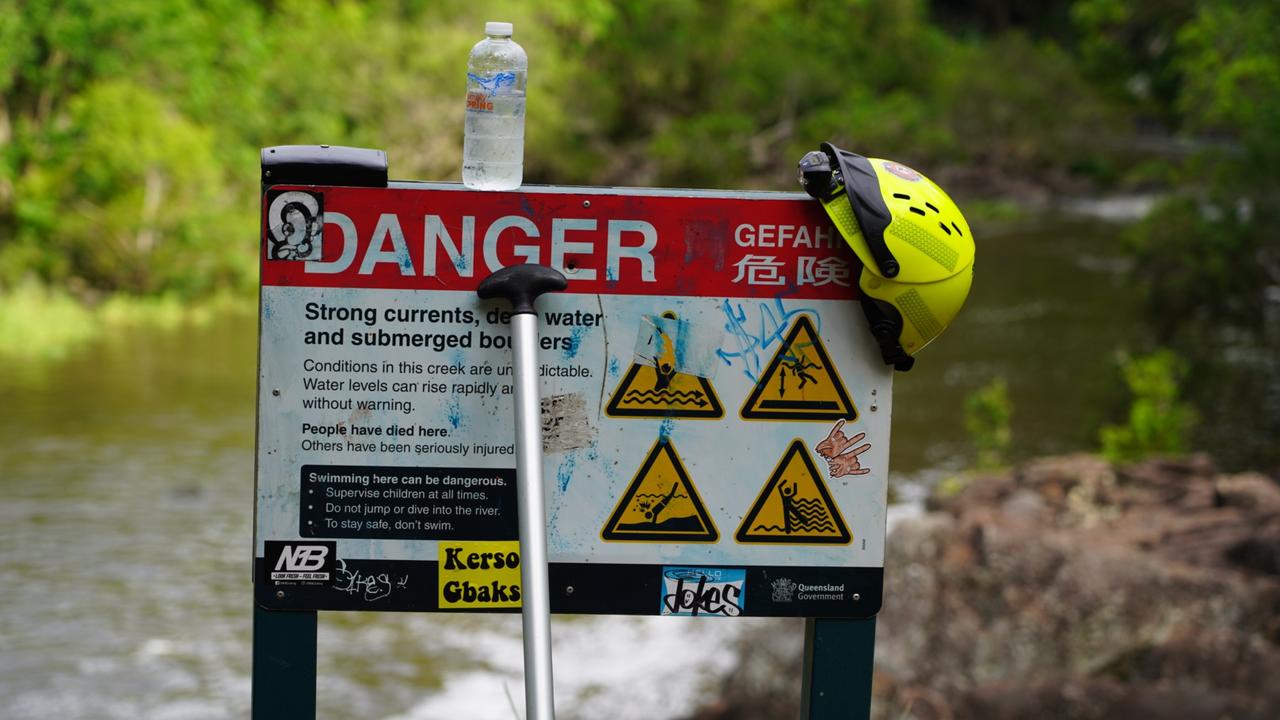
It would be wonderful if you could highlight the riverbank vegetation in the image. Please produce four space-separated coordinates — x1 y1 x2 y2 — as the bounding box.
1099 350 1197 463
2 0 1275 465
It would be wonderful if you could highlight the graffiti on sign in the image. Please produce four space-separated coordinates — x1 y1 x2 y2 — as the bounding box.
660 567 746 616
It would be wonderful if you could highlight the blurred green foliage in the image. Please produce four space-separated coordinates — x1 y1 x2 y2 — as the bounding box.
964 378 1013 470
1 3 1277 472
1 0 1144 300
1087 0 1279 471
0 0 1272 301
1112 0 1280 335
1100 349 1197 462
0 0 1274 473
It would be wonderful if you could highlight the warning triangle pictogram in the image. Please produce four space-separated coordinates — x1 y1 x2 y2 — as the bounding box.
606 364 724 418
607 311 724 419
735 439 852 544
740 315 857 422
602 439 719 543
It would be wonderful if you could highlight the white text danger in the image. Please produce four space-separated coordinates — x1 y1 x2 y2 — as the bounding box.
309 212 658 282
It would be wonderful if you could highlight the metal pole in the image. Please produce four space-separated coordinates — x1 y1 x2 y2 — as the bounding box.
476 263 568 720
800 617 876 720
251 606 317 720
511 312 556 720
254 145 385 718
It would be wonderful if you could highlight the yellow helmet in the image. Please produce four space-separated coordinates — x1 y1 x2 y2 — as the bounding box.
798 143 974 371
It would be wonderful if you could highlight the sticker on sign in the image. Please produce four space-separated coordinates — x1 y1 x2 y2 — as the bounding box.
253 184 892 617
265 541 336 585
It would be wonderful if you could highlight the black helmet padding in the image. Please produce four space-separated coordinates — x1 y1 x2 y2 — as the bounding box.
821 143 899 278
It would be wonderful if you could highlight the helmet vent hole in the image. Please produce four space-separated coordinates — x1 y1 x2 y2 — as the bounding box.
893 193 911 200
951 222 963 237
909 206 926 217
938 222 952 236
925 202 940 213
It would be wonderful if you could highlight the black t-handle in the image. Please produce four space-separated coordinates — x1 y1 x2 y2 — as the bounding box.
476 264 568 315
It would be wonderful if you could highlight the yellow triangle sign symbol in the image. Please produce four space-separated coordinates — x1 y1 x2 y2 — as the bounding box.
602 439 719 543
736 439 852 544
606 364 724 419
740 315 857 422
607 311 724 419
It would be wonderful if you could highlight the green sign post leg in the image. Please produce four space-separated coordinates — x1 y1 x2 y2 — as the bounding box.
252 605 318 719
800 617 876 720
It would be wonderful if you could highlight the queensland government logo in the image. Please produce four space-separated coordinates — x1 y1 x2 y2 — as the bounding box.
660 567 745 617
770 577 797 602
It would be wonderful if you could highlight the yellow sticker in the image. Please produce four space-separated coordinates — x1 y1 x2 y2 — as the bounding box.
740 315 857 422
735 439 852 544
438 540 522 609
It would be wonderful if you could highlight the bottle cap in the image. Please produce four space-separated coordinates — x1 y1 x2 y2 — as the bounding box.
485 21 513 37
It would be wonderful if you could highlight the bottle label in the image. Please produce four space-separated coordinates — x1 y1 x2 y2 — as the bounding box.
466 71 518 112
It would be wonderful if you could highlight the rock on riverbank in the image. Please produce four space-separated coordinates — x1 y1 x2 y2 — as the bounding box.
685 454 1280 720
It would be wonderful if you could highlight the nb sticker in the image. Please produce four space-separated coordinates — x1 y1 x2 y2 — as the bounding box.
265 540 336 585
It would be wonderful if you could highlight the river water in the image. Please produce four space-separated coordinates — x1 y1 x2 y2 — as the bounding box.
0 217 1147 719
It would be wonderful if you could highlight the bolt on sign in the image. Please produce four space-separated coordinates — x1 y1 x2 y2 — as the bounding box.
254 184 893 617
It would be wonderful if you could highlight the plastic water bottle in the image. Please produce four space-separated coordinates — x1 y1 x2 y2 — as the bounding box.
462 21 527 190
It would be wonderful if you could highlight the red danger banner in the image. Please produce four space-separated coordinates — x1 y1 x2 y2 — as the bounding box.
261 186 860 300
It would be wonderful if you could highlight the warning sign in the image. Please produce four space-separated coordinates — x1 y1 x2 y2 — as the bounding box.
602 439 718 542
606 364 723 418
253 180 894 618
736 439 852 544
740 315 857 422
606 312 724 419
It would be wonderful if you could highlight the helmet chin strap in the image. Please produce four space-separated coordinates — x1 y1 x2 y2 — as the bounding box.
860 297 915 371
